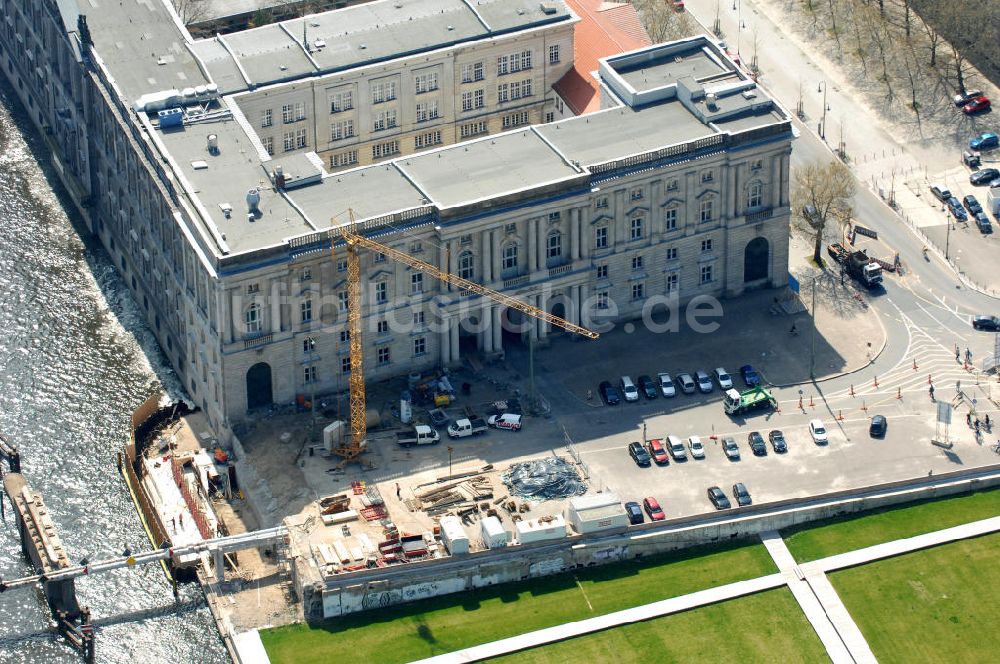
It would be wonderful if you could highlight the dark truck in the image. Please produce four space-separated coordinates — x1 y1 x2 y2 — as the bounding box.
828 244 883 289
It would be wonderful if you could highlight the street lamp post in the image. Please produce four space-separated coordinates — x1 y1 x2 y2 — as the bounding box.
447 445 454 478
817 81 828 140
809 277 817 379
945 211 952 261
306 336 317 431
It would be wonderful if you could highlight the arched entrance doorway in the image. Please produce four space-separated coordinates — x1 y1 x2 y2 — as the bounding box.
246 362 273 410
744 237 770 283
548 301 567 335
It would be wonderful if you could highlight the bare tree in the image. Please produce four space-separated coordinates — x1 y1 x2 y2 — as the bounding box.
793 160 856 265
171 0 210 25
633 0 696 43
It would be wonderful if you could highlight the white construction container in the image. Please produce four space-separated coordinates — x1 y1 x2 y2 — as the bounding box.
566 493 628 534
515 515 567 544
323 421 345 453
480 516 510 549
439 515 470 555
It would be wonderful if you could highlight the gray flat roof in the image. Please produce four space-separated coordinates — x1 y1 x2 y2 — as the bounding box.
292 165 429 228
616 45 726 94
397 130 583 209
190 0 573 93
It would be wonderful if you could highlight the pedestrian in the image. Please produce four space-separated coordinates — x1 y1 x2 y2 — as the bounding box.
986 414 991 430
171 516 176 530
975 418 980 432
178 513 184 528
396 482 401 500
967 412 973 427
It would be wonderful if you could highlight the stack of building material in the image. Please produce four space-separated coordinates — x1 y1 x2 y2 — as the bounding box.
319 493 360 525
416 475 493 516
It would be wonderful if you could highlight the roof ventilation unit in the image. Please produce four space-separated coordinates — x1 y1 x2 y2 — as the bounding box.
158 107 184 128
207 133 219 155
246 188 261 218
706 92 718 111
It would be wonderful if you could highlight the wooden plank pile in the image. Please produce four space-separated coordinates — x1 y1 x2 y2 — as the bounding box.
415 475 493 517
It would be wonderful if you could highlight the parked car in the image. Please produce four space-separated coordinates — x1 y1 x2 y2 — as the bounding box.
809 419 829 444
740 364 761 387
598 380 621 405
621 376 640 402
657 372 676 398
707 486 732 510
929 183 952 201
628 441 651 467
976 212 993 233
488 413 522 431
972 315 1000 331
637 375 658 400
695 370 713 393
747 431 767 456
643 496 665 521
963 194 984 214
963 96 991 114
947 197 968 221
624 501 644 525
687 436 706 460
676 372 696 395
970 132 999 151
970 169 999 186
732 482 752 507
722 436 740 460
714 367 734 390
647 438 669 465
963 150 982 168
869 414 887 438
768 430 788 453
954 89 984 106
666 434 687 461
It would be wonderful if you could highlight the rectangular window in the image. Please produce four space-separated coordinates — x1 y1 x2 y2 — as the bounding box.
502 111 530 128
497 83 508 104
460 121 488 138
373 252 386 263
301 267 312 281
337 258 348 272
373 109 397 131
701 238 714 252
340 330 350 343
666 246 678 261
330 150 358 168
664 209 677 231
545 111 554 123
630 187 643 201
461 89 485 112
411 242 423 253
281 102 305 123
372 140 400 159
329 90 353 113
502 244 518 270
413 337 426 356
415 100 439 123
548 44 560 64
413 311 425 326
632 282 645 300
262 136 274 156
497 55 509 76
338 291 348 312
300 298 313 323
596 290 609 310
304 365 317 383
246 283 260 295
377 346 391 365
303 338 315 353
751 158 763 171
630 217 644 241
500 50 531 74
371 80 397 104
282 131 294 152
700 199 714 223
499 78 532 102
595 226 608 249
666 272 679 293
596 196 609 209
461 62 484 83
414 130 442 149
375 281 387 304
701 265 713 284
341 357 351 374
596 264 608 279
377 320 389 335
747 183 763 209
414 71 439 94
548 211 560 222
666 178 679 191
411 272 423 294
547 233 561 258
330 119 354 141
631 255 643 271
295 128 307 149
261 109 272 128
701 170 714 183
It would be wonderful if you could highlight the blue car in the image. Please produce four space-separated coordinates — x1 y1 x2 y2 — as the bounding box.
970 132 999 151
947 197 968 221
740 364 761 387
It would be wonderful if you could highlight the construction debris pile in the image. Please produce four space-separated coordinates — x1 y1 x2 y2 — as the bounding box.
414 470 494 518
501 457 587 501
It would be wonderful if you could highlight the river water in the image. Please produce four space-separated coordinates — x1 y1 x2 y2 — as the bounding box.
0 81 227 662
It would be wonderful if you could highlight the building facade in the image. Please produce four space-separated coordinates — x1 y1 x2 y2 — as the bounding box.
1 0 794 442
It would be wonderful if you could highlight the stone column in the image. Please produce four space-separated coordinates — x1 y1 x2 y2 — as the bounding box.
225 289 234 343
570 284 581 326
570 208 580 261
493 305 503 353
269 280 281 333
482 230 492 283
780 153 790 207
440 323 451 365
450 317 460 362
481 301 493 353
528 219 538 272
579 206 590 258
537 293 548 339
537 217 546 270
214 547 225 583
491 230 502 281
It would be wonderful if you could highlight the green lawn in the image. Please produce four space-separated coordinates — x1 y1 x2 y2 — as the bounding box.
490 588 828 664
831 531 1000 663
261 540 777 664
782 488 1000 562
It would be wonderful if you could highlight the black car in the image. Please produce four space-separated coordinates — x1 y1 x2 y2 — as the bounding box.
947 197 968 221
599 380 621 405
628 441 651 467
747 431 767 456
869 415 888 438
732 482 752 506
976 212 993 234
637 375 658 400
624 501 644 525
768 430 788 453
973 315 1000 331
964 194 984 215
969 168 999 186
707 486 732 510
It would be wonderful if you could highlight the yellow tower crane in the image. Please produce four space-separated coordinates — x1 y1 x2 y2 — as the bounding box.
328 214 599 465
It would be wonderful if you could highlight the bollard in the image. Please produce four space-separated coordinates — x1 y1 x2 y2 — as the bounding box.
913 358 918 371
873 375 879 388
850 384 855 397
809 395 815 408
897 386 902 399
837 409 844 420
862 399 868 412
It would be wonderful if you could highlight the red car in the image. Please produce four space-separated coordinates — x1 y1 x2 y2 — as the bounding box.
647 439 669 465
643 496 665 521
964 96 991 115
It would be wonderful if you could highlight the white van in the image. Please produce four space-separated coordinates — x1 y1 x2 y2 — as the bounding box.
667 434 687 461
488 413 522 431
620 376 639 402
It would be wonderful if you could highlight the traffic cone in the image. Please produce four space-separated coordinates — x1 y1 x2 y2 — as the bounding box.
837 409 844 421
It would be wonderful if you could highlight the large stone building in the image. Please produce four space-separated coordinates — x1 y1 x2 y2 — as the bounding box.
0 0 793 441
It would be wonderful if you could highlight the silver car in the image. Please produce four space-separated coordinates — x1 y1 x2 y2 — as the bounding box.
676 373 696 394
714 367 733 390
695 370 713 394
657 372 676 397
722 436 740 460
